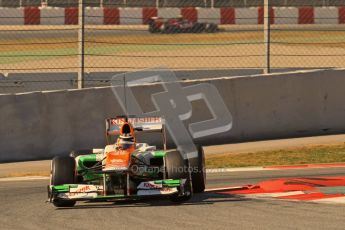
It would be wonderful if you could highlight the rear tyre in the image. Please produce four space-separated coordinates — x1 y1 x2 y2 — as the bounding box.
190 145 206 193
165 151 192 202
163 24 177 34
149 26 155 33
148 23 160 33
51 156 76 207
205 23 218 33
192 23 206 33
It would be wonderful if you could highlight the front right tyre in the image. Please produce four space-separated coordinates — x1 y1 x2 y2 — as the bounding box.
51 156 76 207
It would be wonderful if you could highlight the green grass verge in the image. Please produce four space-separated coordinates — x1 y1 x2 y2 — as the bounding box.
0 43 209 64
2 31 345 64
206 144 345 168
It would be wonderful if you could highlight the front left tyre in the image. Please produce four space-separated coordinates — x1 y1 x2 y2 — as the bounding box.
51 156 76 207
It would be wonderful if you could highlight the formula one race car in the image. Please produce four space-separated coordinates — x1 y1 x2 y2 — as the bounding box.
148 16 219 33
48 116 205 207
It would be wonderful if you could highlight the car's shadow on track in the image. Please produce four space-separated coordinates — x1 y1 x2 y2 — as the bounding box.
56 192 250 210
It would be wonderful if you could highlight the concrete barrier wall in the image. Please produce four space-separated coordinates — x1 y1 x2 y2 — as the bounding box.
235 8 258 25
2 7 345 25
40 7 65 25
1 69 345 162
157 8 180 19
299 7 314 24
315 7 338 24
339 7 345 23
24 7 40 25
275 7 298 24
103 8 120 25
198 8 220 24
0 69 264 95
85 7 103 25
0 8 24 25
219 8 235 24
0 88 120 162
120 8 143 25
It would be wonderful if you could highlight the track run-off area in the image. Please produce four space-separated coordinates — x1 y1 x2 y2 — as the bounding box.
3 135 345 229
1 25 345 73
1 166 345 230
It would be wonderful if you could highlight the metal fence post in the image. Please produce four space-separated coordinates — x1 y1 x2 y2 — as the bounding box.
78 0 85 89
264 0 271 74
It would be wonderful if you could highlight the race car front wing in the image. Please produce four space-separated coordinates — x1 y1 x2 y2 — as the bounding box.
48 179 188 202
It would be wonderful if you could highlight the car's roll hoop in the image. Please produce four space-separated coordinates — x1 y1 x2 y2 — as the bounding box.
105 115 167 150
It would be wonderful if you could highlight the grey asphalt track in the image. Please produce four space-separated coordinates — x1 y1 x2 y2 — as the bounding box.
1 24 343 40
1 167 344 230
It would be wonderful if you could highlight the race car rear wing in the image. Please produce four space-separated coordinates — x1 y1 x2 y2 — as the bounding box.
105 116 166 149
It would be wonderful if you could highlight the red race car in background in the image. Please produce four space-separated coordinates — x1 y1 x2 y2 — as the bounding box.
148 16 219 33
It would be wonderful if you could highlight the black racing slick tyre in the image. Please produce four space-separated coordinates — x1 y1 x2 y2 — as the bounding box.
205 23 218 33
190 145 206 193
148 24 158 33
163 24 178 34
192 23 206 33
148 26 155 33
169 179 192 203
165 151 192 202
51 156 76 207
165 150 188 179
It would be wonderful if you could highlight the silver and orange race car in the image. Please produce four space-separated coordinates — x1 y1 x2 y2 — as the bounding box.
47 116 205 207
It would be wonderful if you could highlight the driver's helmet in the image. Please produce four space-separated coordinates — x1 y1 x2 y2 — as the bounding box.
117 133 135 150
